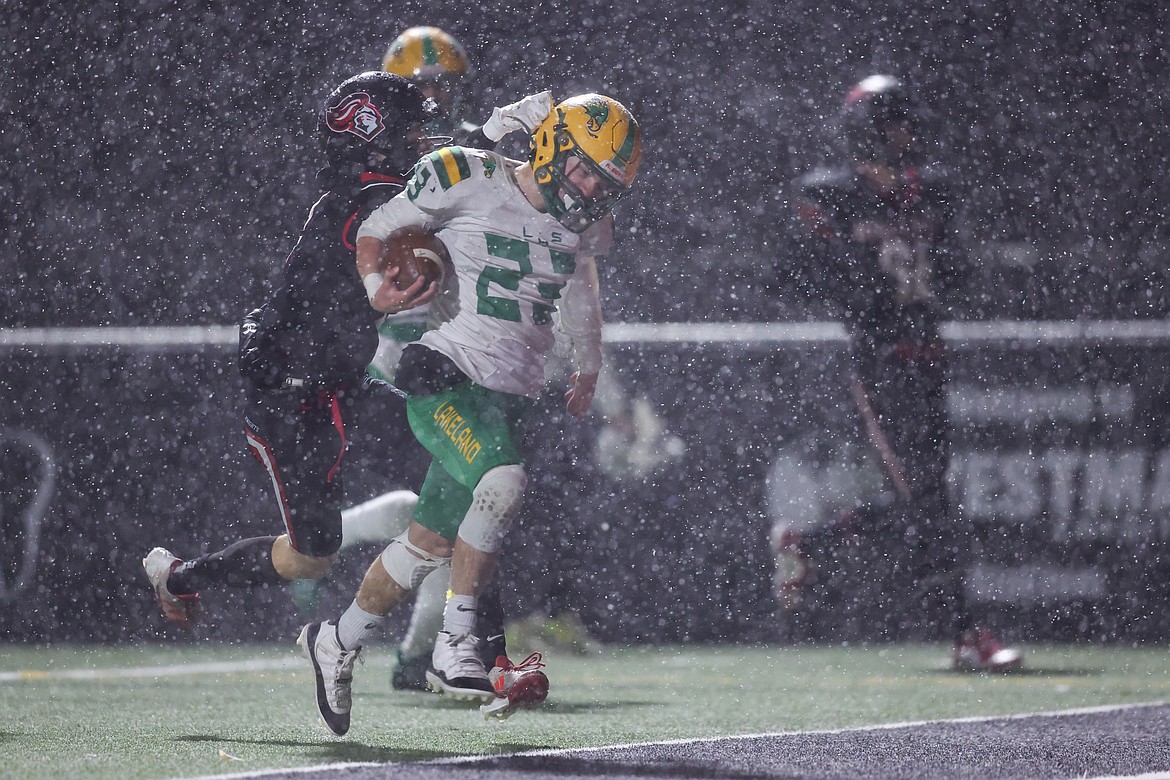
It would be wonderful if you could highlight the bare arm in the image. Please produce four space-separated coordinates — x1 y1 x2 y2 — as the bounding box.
356 235 385 279
565 370 598 419
560 254 603 418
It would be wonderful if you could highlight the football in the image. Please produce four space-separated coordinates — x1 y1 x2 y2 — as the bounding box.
381 226 448 290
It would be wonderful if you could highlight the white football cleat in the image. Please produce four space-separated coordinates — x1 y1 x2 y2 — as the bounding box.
426 631 495 703
298 621 360 736
142 547 200 629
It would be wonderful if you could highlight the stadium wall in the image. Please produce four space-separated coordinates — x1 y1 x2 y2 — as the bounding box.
0 323 1167 645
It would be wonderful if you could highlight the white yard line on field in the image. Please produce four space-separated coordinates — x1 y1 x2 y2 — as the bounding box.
0 656 301 682
8 653 1164 780
427 698 1170 764
169 698 1170 780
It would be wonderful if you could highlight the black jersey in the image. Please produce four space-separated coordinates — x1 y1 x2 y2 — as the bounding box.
240 174 405 391
794 163 963 358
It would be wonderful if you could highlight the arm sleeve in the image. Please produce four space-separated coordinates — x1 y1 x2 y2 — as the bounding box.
559 255 603 375
459 126 495 151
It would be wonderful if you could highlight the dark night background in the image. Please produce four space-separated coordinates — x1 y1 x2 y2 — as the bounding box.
2 1 1169 645
5 1 1168 327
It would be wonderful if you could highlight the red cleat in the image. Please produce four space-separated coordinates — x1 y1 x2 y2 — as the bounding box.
480 652 549 720
142 547 201 629
953 627 1023 672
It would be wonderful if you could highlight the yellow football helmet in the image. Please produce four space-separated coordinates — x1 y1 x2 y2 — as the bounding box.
382 26 471 80
530 94 642 233
382 27 472 131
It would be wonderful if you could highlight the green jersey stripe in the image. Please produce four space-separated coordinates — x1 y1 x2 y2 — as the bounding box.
449 147 471 181
428 148 472 190
429 150 453 189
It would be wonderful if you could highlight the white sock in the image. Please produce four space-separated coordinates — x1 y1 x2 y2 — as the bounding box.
400 567 450 659
336 601 385 650
443 594 478 637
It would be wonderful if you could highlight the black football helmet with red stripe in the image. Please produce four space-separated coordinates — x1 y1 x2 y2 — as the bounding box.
320 71 437 177
839 74 916 164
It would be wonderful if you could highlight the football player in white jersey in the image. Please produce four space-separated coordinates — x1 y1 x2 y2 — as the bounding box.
290 26 555 697
369 25 539 385
296 94 641 735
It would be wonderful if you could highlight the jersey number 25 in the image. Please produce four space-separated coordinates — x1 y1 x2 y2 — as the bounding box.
477 233 573 325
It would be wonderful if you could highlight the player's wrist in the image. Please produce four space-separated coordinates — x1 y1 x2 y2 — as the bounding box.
362 272 383 301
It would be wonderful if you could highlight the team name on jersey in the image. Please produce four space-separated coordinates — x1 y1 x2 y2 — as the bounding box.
522 224 569 248
433 400 482 463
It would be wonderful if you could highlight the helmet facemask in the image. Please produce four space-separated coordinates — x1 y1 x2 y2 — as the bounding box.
368 122 434 175
382 27 473 137
415 74 467 136
536 147 627 233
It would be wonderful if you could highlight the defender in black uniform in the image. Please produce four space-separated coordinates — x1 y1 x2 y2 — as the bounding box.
787 75 1022 671
141 72 437 627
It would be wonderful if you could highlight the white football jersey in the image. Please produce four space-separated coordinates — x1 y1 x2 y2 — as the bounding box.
358 147 608 397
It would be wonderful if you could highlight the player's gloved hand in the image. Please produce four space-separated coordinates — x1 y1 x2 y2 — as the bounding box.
238 306 286 390
482 90 553 142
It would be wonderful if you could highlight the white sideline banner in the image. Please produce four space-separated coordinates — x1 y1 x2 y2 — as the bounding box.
2 319 1168 642
4 320 1170 349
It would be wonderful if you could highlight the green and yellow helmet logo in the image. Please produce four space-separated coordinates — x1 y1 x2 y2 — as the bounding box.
539 94 640 181
583 98 610 136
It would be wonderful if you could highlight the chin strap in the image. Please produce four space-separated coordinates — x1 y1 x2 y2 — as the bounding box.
319 163 408 194
360 171 407 186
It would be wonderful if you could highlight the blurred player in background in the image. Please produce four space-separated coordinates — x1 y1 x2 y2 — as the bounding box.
382 25 480 142
296 94 642 735
142 72 438 629
785 74 1022 671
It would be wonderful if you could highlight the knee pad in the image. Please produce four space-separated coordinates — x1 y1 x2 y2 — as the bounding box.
380 532 450 591
457 464 526 553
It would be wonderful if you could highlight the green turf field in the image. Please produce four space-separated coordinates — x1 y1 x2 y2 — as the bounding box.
1 641 1167 780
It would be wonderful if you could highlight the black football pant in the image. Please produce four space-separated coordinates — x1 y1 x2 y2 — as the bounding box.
851 341 971 637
